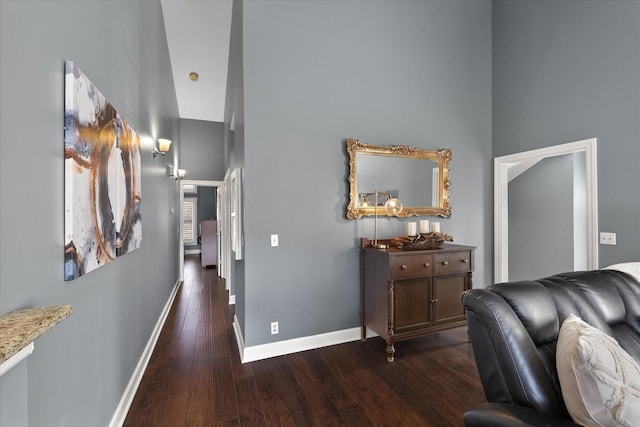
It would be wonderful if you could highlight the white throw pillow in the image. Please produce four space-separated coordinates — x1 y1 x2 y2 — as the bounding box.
604 262 640 284
556 314 640 426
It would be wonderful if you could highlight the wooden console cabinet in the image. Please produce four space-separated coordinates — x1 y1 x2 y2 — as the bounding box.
361 243 475 362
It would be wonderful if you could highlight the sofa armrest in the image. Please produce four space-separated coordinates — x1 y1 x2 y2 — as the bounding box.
463 403 580 427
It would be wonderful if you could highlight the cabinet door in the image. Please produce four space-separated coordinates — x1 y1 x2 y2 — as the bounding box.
394 278 432 331
433 275 468 324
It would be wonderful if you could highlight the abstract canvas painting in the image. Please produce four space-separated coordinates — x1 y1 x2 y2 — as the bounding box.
64 61 142 281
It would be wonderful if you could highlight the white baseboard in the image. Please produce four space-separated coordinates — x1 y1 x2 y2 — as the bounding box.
229 294 235 305
233 315 245 362
232 316 362 363
365 327 379 339
109 280 182 427
184 249 201 255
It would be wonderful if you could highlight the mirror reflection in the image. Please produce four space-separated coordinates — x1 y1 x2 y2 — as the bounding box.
356 156 440 207
346 138 452 219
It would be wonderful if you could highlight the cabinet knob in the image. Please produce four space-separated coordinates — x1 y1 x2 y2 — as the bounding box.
401 264 408 270
442 260 449 266
463 259 469 263
431 299 438 303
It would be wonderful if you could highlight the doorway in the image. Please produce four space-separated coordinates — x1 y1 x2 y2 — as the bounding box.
178 179 223 282
494 138 598 283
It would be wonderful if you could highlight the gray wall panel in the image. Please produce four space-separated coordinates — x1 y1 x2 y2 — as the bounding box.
493 0 640 267
225 0 246 331
509 155 575 281
180 119 225 181
0 1 180 425
238 0 492 346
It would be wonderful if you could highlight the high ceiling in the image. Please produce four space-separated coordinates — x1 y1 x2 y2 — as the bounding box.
161 0 232 123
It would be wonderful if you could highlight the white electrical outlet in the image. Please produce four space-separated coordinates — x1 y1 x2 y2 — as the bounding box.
600 232 617 245
270 321 279 335
271 234 279 247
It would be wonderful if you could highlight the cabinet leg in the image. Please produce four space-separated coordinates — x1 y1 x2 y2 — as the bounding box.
386 344 395 363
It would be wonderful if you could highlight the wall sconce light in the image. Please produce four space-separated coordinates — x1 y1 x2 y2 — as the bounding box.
170 168 186 181
152 138 172 158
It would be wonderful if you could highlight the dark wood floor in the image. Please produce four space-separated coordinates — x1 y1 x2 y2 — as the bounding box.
124 254 486 426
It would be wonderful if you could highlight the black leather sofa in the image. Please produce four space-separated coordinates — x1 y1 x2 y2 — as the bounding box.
461 269 640 426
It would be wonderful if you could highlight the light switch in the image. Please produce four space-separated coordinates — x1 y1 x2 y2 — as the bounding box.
271 234 279 247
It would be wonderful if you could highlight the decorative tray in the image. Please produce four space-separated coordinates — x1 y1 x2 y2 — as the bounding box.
390 232 453 251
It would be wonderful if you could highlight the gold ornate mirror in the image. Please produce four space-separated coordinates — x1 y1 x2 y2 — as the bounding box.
346 138 451 219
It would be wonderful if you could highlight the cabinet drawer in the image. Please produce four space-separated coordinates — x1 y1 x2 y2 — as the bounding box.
434 251 472 274
390 255 433 280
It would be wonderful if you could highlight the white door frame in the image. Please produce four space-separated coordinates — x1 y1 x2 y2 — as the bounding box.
179 179 223 281
494 138 598 283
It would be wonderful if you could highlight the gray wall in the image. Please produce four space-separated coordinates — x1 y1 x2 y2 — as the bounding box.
493 0 640 267
235 0 492 346
509 155 575 281
179 118 226 181
198 186 217 223
225 0 246 330
0 1 180 425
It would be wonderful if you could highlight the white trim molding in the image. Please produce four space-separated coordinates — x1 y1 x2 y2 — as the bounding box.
178 180 223 282
233 315 361 363
494 138 598 283
109 280 182 427
233 315 245 362
0 342 34 376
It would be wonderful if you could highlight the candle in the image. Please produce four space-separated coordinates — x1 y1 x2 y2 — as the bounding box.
430 222 440 232
419 220 430 234
407 222 417 236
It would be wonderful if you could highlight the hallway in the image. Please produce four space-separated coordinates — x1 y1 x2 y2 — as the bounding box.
124 254 484 426
124 255 238 425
